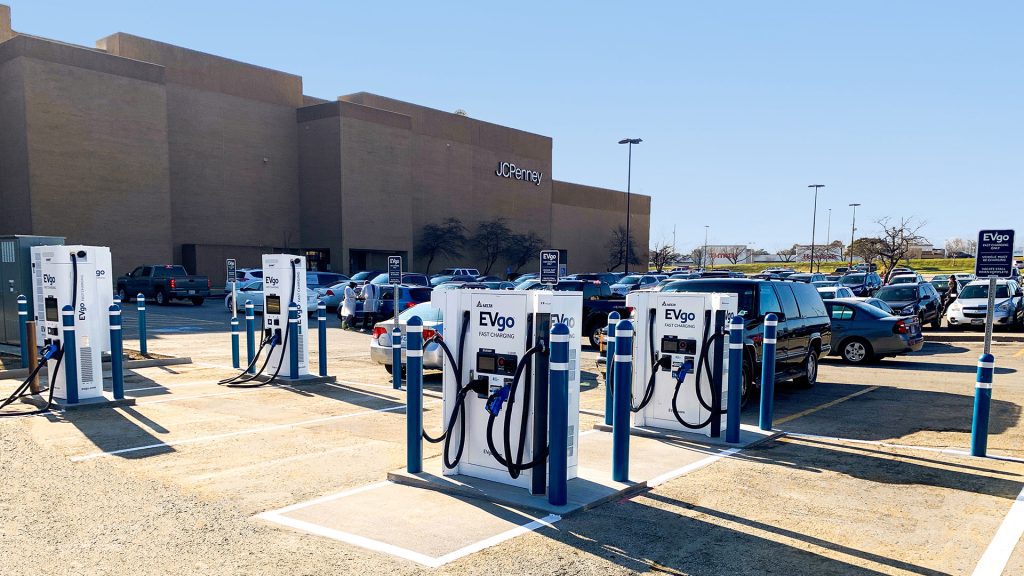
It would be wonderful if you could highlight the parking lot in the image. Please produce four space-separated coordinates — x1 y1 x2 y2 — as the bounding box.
3 303 1024 575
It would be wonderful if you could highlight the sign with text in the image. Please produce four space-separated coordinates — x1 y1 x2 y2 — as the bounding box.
976 230 1015 278
388 255 402 285
225 258 236 284
540 250 559 285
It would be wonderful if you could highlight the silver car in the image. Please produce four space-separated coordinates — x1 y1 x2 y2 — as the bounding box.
369 302 445 374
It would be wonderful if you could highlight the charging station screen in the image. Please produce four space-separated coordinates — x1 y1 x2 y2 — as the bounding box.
265 295 281 315
478 355 495 373
661 337 696 355
45 297 59 322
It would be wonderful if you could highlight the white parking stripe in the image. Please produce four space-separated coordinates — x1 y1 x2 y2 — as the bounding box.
973 485 1024 575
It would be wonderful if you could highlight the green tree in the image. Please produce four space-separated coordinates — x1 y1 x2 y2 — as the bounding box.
417 217 467 275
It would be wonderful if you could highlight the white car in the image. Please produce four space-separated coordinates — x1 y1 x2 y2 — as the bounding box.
888 274 924 285
817 286 855 300
225 280 264 312
946 279 1024 329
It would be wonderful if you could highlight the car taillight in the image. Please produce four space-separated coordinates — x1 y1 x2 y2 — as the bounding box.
208 278 212 289
170 278 176 289
373 326 387 339
422 328 436 341
405 302 416 309
893 320 909 334
326 290 335 297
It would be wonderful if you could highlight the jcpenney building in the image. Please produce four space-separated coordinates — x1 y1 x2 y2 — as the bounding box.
0 6 650 285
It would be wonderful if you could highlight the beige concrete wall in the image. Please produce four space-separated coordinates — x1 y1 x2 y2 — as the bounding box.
0 5 13 43
0 53 30 233
551 181 651 273
297 103 343 270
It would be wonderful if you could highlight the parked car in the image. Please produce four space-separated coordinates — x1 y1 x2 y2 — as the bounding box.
307 271 350 289
343 285 434 324
813 281 840 288
838 272 883 296
856 297 896 315
930 274 952 297
945 279 1024 329
951 273 976 283
512 273 539 286
430 274 476 287
313 281 350 311
852 263 878 272
885 267 915 283
609 274 662 295
750 273 782 281
660 278 832 405
369 302 444 375
817 286 855 299
118 264 211 306
832 267 850 275
437 268 480 278
565 272 621 286
369 272 429 287
823 299 924 363
234 268 263 284
874 283 943 328
762 267 796 275
225 280 264 312
546 280 629 347
788 272 827 283
888 273 925 285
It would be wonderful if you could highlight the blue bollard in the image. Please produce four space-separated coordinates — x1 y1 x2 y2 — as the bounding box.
136 293 147 356
604 311 619 426
109 305 125 400
971 353 995 457
548 322 570 506
17 295 29 368
230 317 240 369
288 303 299 379
759 313 778 431
726 316 744 443
61 305 79 404
317 301 328 377
405 316 424 473
392 327 402 390
245 301 256 374
612 319 634 482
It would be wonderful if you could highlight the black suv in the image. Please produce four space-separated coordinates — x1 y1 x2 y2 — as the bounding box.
875 282 943 328
838 271 883 296
661 279 832 405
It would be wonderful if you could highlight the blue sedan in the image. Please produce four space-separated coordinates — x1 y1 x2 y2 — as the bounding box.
823 298 924 364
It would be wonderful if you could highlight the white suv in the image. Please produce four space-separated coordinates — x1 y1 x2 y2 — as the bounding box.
946 279 1024 329
439 268 480 277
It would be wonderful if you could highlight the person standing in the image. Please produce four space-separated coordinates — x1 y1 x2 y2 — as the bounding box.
943 275 959 315
361 280 380 330
340 282 358 329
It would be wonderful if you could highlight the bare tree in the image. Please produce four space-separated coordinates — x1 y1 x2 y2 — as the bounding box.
777 246 798 263
472 218 514 275
945 237 968 260
649 243 681 273
690 247 707 268
606 226 640 272
849 237 885 264
503 232 546 274
721 248 749 265
876 217 927 276
417 217 467 275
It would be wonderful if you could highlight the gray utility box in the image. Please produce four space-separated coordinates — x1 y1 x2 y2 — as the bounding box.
0 235 65 346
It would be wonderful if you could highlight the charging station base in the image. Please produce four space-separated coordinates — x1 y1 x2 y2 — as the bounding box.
24 393 136 411
248 374 338 386
591 422 766 444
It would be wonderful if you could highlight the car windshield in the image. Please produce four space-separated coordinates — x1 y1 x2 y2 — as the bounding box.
554 281 585 291
813 281 838 288
617 275 641 286
349 271 377 282
876 286 916 301
889 276 916 284
398 303 441 323
959 284 1011 299
840 274 865 285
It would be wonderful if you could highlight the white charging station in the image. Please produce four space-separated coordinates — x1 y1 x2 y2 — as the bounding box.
32 245 112 351
626 291 737 437
434 288 582 492
30 245 106 401
262 254 309 378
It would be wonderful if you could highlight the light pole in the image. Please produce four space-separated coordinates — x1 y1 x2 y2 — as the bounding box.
825 208 832 271
808 184 825 272
848 203 861 267
704 225 710 270
618 138 642 274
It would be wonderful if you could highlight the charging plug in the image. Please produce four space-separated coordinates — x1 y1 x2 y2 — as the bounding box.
41 343 59 361
485 384 511 416
675 359 694 384
466 376 489 396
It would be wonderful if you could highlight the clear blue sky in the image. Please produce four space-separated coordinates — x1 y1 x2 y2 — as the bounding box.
8 1 1022 254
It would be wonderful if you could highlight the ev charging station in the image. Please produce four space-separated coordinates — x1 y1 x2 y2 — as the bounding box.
433 288 582 493
625 291 737 437
30 245 107 401
262 254 309 379
32 245 113 351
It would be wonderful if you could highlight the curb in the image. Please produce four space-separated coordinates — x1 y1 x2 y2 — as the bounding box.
924 335 1024 344
0 356 192 380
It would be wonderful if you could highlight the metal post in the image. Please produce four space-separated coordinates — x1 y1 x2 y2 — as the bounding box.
759 314 778 431
230 317 240 369
984 277 997 355
710 310 726 438
848 203 860 267
392 327 402 390
109 304 124 400
625 144 632 275
317 300 327 377
971 353 994 457
17 295 29 368
726 316 744 443
245 301 256 374
136 293 147 356
405 315 424 473
548 322 570 506
604 311 619 426
61 305 78 404
26 321 40 394
612 319 634 482
288 303 299 380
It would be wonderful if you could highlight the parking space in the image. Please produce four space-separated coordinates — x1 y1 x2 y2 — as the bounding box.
3 312 1024 575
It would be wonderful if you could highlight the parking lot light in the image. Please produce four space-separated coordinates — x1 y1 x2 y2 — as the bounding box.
618 138 642 274
808 184 825 272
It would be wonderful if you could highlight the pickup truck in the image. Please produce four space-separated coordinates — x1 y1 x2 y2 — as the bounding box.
547 280 630 348
117 265 211 306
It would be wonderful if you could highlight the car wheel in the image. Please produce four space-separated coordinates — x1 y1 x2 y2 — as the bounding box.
930 313 941 329
225 295 233 311
840 338 873 364
794 349 819 387
587 324 602 349
155 290 167 305
117 288 129 303
383 364 406 377
739 361 754 409
192 297 205 306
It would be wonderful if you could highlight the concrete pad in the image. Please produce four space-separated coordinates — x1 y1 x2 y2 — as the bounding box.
259 481 560 568
24 391 136 411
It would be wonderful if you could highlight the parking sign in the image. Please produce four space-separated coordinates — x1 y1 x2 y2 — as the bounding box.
976 230 1015 278
540 250 559 285
388 255 402 284
225 258 236 284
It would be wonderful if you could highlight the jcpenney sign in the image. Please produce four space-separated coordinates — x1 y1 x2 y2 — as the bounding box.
495 161 543 186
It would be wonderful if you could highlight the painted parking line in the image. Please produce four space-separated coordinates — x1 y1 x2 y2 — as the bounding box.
973 485 1024 576
647 447 744 488
71 400 440 462
258 481 560 568
784 432 1024 464
775 386 880 425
